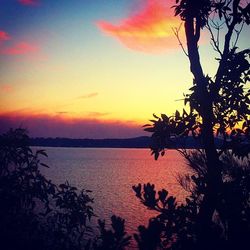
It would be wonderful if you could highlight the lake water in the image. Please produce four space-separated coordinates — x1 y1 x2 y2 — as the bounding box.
37 147 190 244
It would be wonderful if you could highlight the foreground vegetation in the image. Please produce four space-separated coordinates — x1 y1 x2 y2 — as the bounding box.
0 128 131 250
133 0 250 249
0 128 249 250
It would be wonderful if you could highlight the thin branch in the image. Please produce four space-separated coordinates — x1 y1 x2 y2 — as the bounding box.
215 0 241 87
174 98 185 102
232 20 245 49
172 23 189 57
209 15 226 28
206 20 223 56
222 11 231 28
223 0 234 28
216 23 220 50
224 0 241 54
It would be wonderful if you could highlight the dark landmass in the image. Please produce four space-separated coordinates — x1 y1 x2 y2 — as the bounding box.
29 136 223 149
29 136 151 148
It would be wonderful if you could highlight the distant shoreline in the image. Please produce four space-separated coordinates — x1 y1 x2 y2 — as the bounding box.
29 136 223 149
29 136 151 149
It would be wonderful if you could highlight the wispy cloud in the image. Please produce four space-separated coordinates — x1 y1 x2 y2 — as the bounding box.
0 84 14 93
97 0 183 53
0 29 44 60
0 30 11 41
87 112 110 117
18 0 39 6
77 92 98 99
56 111 70 115
1 42 39 55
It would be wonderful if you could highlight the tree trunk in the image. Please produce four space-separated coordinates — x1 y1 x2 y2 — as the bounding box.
184 17 222 247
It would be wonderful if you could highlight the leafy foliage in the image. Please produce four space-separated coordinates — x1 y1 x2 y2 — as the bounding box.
133 151 250 250
174 0 250 26
135 1 250 250
143 111 200 160
174 0 211 27
0 128 132 250
92 215 131 250
0 128 94 250
144 0 250 160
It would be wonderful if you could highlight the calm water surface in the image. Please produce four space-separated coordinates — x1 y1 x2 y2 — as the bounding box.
37 147 190 238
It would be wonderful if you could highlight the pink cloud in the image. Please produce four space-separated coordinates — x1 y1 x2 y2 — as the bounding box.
0 30 11 41
0 84 14 93
0 28 46 61
0 113 145 139
1 42 39 55
97 0 184 53
18 0 39 6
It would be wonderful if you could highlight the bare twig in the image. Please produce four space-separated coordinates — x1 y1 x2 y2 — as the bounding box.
215 0 241 87
216 24 220 50
206 20 223 56
172 22 189 57
232 20 245 49
222 11 231 28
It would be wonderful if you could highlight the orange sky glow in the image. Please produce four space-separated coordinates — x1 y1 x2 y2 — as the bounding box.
2 0 247 138
0 0 203 138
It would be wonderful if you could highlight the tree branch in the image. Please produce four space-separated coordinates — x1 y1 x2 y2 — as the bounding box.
223 0 241 55
215 0 241 87
232 20 245 49
184 17 204 82
206 20 223 57
172 23 189 57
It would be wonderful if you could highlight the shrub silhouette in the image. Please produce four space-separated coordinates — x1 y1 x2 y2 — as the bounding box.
133 150 250 250
0 128 131 250
92 215 131 250
0 128 94 250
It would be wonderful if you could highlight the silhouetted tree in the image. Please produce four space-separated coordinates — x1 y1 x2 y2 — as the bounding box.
134 0 250 249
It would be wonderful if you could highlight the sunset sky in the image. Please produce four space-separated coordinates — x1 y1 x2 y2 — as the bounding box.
0 0 249 138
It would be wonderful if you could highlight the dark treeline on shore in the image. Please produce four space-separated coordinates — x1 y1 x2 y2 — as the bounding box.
29 136 223 149
29 136 151 148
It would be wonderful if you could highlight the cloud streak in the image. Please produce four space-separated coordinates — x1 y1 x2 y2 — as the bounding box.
77 92 99 99
97 0 184 53
0 30 43 60
87 112 110 117
0 30 10 41
18 0 39 6
0 84 14 93
1 42 39 55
